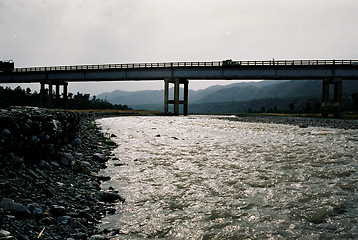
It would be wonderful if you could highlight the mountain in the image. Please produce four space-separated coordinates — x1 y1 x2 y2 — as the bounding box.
97 80 358 113
97 80 283 105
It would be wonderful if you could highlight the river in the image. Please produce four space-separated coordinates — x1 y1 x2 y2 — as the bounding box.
97 115 358 239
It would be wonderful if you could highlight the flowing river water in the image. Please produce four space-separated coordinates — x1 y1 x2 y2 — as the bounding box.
97 116 358 239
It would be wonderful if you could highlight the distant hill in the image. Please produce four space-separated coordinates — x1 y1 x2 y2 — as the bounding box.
97 80 358 113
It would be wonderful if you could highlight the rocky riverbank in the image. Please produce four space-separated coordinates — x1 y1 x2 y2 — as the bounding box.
223 114 358 129
0 107 123 240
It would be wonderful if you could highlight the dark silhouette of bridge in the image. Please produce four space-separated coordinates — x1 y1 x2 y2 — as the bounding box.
1 59 358 117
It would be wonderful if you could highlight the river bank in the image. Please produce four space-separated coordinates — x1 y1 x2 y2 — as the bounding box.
0 107 124 240
222 114 358 129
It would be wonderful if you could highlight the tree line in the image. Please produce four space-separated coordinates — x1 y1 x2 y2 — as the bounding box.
0 86 131 110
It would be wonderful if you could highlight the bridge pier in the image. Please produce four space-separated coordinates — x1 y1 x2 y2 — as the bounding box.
40 80 68 108
322 77 342 118
164 78 189 116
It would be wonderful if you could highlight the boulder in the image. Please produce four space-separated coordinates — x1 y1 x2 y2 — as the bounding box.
0 230 16 240
90 235 109 240
71 138 82 147
50 205 66 217
0 198 30 218
92 153 107 163
97 191 125 203
58 152 75 167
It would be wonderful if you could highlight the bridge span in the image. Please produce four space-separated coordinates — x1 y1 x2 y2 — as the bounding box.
1 59 358 117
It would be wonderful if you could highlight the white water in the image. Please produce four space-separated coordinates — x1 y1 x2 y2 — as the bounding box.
97 116 358 239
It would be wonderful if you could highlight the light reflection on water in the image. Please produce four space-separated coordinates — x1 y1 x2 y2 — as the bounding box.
97 116 358 239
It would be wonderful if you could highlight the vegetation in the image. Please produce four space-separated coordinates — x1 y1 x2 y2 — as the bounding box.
0 86 131 110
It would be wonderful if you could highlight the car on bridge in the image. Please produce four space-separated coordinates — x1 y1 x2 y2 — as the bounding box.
0 60 14 73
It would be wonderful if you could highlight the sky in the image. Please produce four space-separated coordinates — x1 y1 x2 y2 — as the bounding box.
1 0 358 95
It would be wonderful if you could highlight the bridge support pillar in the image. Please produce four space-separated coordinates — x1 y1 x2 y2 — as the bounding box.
39 81 68 109
322 77 342 118
164 78 189 116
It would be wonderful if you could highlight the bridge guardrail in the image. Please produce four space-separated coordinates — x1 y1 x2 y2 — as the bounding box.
12 59 358 73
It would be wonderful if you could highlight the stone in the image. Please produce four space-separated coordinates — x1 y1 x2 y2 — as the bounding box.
81 161 91 169
38 160 48 168
2 129 11 135
97 191 125 203
0 198 30 218
26 203 43 218
92 153 107 163
89 235 109 240
58 152 75 167
50 205 66 216
9 156 24 167
26 169 40 179
57 215 71 224
0 229 16 240
71 138 82 146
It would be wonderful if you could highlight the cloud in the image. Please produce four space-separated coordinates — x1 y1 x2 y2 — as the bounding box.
1 0 358 93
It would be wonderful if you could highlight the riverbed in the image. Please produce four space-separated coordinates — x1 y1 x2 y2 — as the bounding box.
97 115 358 239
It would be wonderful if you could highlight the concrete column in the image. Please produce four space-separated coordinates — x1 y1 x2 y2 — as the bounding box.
174 78 180 115
321 77 342 118
63 82 68 108
56 84 60 107
48 82 53 108
183 79 189 116
164 79 169 114
333 77 342 118
40 81 45 108
322 78 330 117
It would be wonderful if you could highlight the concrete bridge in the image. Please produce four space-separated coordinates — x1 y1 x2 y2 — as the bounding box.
1 59 358 117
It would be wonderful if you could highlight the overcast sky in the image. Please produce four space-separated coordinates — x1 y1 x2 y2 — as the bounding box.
1 0 358 95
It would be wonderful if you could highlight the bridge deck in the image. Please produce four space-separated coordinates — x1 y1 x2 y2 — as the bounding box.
1 59 358 83
11 59 358 73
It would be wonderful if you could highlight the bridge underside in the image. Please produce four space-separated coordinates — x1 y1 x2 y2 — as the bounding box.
20 77 348 118
1 60 357 117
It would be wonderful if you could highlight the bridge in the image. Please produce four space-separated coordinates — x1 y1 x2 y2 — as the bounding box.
1 59 358 117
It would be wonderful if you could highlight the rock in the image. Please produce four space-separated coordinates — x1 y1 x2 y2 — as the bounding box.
89 235 109 240
50 161 60 167
57 215 71 224
30 135 39 143
97 191 125 203
95 175 111 181
42 217 53 225
155 134 161 137
50 205 66 216
2 129 11 135
38 160 48 168
92 153 107 163
81 161 92 169
71 138 82 147
110 133 117 137
58 152 75 167
0 229 16 240
26 169 40 179
26 203 43 218
0 198 30 218
9 156 24 167
25 119 32 126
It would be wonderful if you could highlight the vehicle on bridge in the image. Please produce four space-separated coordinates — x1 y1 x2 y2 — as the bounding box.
0 60 14 73
222 59 240 66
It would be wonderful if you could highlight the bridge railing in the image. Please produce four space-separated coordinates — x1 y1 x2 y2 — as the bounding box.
12 59 358 73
